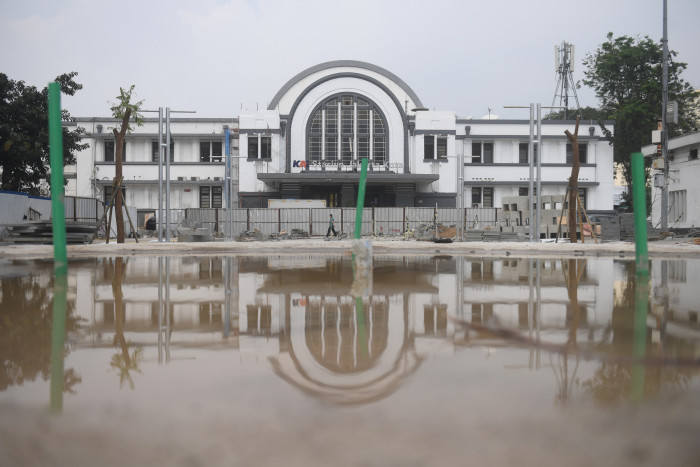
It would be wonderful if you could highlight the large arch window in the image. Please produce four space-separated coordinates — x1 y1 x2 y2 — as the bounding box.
307 94 387 169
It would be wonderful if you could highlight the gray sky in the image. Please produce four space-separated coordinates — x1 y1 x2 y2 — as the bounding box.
2 0 698 119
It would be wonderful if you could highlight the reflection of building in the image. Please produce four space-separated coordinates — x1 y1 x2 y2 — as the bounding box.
67 60 615 215
66 254 700 403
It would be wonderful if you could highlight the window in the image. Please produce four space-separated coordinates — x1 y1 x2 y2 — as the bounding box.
472 142 493 163
151 141 174 162
518 142 539 164
200 141 223 162
104 186 126 206
104 140 126 162
424 136 447 160
305 94 387 167
471 187 493 207
199 186 223 208
670 190 686 222
566 143 588 164
577 188 587 210
247 136 271 160
690 148 698 160
518 186 539 198
424 136 434 160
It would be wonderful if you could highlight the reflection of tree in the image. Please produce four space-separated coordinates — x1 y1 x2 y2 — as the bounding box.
109 257 143 389
0 272 82 392
582 261 692 405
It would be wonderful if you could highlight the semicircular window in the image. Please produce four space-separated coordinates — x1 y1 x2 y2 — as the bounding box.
306 94 387 168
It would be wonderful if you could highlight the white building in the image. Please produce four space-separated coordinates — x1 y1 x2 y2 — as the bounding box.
643 132 700 229
68 60 615 224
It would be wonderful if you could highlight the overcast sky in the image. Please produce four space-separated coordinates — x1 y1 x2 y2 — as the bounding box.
2 0 698 120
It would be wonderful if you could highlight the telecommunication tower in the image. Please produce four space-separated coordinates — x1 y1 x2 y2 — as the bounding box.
552 41 581 119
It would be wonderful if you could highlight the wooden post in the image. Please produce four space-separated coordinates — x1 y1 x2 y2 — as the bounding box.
564 116 581 243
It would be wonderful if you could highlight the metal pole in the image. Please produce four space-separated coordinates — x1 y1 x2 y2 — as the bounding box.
458 139 464 241
166 107 171 242
661 0 669 230
536 103 542 241
528 104 535 242
158 108 163 242
224 125 231 239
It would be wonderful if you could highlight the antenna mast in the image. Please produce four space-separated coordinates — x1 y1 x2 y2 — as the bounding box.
552 41 581 119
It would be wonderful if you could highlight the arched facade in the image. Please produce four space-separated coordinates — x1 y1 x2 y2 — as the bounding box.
238 61 445 208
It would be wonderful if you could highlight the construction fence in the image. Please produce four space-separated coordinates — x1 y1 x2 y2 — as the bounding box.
184 207 501 237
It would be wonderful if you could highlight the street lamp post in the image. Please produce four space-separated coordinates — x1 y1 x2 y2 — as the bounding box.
504 104 565 242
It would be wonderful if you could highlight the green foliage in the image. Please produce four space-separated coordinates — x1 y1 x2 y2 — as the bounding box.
0 72 88 195
582 33 698 190
544 106 610 122
109 84 144 132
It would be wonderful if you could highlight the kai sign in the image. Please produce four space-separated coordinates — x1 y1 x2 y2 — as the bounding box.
293 160 403 169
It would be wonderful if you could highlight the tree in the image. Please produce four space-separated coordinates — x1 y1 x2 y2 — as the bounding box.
545 106 609 122
0 72 88 195
582 32 698 197
109 85 143 243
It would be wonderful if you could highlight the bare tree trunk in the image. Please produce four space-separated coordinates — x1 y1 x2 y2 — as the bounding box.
113 108 131 243
565 116 581 244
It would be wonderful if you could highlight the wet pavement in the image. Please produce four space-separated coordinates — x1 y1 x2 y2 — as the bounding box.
1 243 699 466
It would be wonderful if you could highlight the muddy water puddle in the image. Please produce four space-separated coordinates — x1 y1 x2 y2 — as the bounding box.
1 254 699 467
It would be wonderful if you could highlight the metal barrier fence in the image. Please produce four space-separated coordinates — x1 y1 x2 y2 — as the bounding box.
185 207 501 237
64 196 101 222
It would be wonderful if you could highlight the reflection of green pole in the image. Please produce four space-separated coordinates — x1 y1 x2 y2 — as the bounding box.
631 152 648 275
631 272 649 402
354 158 369 239
355 296 368 357
48 82 68 413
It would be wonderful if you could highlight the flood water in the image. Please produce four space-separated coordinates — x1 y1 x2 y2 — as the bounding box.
1 253 699 467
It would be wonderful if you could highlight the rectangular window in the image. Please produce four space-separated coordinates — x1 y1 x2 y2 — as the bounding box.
483 187 494 207
436 137 447 159
577 188 587 210
260 137 271 159
471 187 481 206
200 141 223 162
483 142 493 163
151 141 174 162
200 186 210 208
472 141 493 163
566 143 588 164
104 186 126 206
519 186 538 197
247 136 271 160
424 136 435 160
104 140 126 162
199 186 223 209
471 187 494 207
670 190 686 222
248 136 258 159
518 143 538 164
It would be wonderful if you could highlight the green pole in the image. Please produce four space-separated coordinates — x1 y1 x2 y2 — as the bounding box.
631 152 649 274
49 82 68 274
48 82 68 413
354 158 369 239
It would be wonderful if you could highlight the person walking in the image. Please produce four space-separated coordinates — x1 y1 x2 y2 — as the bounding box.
326 213 338 238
